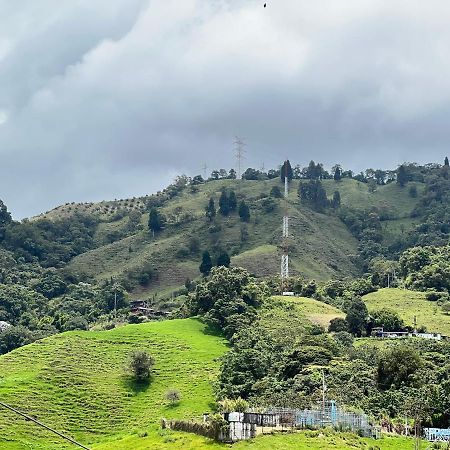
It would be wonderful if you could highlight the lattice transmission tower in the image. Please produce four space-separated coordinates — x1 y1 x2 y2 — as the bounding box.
281 161 289 289
234 137 246 180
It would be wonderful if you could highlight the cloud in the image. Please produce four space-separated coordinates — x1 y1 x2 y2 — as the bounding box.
1 0 450 218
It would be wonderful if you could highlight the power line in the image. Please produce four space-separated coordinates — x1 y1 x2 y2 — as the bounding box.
0 401 91 450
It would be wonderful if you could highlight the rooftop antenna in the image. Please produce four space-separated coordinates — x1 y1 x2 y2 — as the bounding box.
234 137 246 180
281 160 289 292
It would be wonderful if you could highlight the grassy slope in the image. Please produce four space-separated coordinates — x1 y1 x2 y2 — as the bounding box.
42 177 422 298
0 319 226 450
271 295 345 328
67 179 363 296
363 288 450 335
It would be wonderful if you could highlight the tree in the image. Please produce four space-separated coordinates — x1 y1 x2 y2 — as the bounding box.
191 175 204 185
304 160 324 180
345 297 368 336
331 191 341 208
377 345 421 390
228 191 237 211
280 160 293 182
397 164 408 187
0 200 12 241
242 168 260 180
148 208 162 234
333 165 342 181
270 185 282 198
217 251 231 268
238 200 250 222
371 309 404 332
0 326 34 355
128 350 154 381
445 156 449 166
328 317 349 332
298 180 329 211
218 190 230 216
165 389 181 405
408 184 418 198
205 197 216 221
188 266 264 338
228 168 237 179
199 251 213 276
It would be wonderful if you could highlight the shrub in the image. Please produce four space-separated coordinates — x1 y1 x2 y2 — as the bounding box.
128 350 154 381
165 389 182 405
328 317 349 332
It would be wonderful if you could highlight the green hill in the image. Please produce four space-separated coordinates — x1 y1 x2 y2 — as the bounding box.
0 315 420 450
363 288 450 335
0 318 226 450
55 177 422 298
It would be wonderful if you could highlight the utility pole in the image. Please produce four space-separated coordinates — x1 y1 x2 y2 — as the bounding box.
322 370 327 427
114 288 117 319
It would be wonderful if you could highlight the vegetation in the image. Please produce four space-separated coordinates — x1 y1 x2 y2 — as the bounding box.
128 350 154 381
0 319 226 449
1 158 450 448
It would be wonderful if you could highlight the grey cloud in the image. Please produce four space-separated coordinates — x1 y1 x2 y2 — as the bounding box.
1 0 450 218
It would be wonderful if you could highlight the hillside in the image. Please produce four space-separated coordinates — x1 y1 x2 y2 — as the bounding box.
271 295 345 328
47 177 421 298
0 313 422 450
363 288 450 336
0 319 226 450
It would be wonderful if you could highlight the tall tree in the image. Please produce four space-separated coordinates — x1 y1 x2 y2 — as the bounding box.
219 189 230 216
346 297 368 337
280 160 293 182
238 200 250 222
445 156 449 166
228 191 237 211
199 251 213 276
397 164 408 187
331 190 341 208
148 208 162 234
333 165 342 181
217 251 231 268
298 180 329 211
228 168 237 179
205 197 216 221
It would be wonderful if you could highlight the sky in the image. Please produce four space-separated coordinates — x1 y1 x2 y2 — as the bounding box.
1 0 450 219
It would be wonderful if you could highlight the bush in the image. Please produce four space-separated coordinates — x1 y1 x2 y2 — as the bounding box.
270 186 283 198
128 350 154 381
328 317 349 332
0 325 34 355
165 389 182 405
333 331 354 348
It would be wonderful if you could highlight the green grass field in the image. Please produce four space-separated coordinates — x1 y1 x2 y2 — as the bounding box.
92 428 425 450
0 319 227 450
363 288 450 335
272 295 345 328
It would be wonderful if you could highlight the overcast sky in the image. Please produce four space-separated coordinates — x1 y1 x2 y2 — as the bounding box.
1 0 450 219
